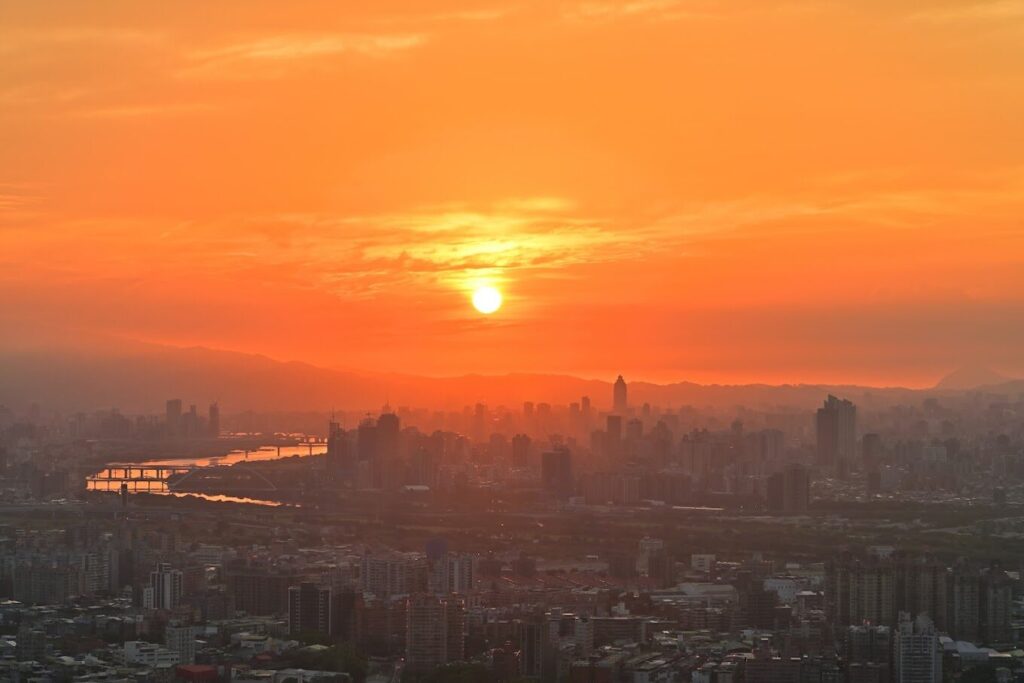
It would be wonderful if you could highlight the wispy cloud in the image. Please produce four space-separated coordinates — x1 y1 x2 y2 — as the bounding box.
564 0 839 23
565 0 699 22
180 33 427 79
243 198 623 294
909 0 1024 23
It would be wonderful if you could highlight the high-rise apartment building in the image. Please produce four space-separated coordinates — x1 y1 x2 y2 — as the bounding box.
406 595 465 674
207 402 220 438
288 583 332 636
227 568 297 616
166 399 183 437
541 447 573 498
766 463 810 514
145 563 183 610
816 395 856 469
895 613 941 683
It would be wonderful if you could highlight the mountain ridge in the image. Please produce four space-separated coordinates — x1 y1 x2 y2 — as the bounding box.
0 344 1017 414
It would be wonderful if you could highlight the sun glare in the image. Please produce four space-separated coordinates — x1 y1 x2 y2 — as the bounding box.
472 286 503 314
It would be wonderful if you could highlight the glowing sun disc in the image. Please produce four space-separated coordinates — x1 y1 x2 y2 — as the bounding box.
472 286 502 314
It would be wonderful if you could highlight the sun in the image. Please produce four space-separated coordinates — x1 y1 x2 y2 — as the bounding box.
472 286 503 314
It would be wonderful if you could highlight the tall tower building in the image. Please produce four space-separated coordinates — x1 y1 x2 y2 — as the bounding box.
207 402 220 438
145 563 183 610
541 447 573 498
165 399 182 437
766 463 810 514
816 394 856 469
445 554 475 594
613 375 628 414
327 420 353 480
511 434 531 469
288 583 333 636
406 595 465 673
376 409 401 490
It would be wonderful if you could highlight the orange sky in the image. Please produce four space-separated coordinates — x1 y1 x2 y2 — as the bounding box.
2 0 1023 387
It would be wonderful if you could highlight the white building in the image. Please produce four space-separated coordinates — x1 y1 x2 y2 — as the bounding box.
122 641 180 668
895 613 942 683
691 554 716 574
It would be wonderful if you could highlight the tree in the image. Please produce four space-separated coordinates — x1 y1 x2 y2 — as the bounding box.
281 643 368 683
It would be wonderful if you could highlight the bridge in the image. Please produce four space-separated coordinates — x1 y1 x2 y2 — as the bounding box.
86 465 196 492
87 462 280 493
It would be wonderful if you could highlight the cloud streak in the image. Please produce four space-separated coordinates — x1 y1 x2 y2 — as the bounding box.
180 33 427 79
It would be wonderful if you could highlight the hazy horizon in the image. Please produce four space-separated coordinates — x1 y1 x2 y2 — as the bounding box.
2 336 1019 391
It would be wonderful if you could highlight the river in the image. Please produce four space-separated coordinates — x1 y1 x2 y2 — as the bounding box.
87 443 327 506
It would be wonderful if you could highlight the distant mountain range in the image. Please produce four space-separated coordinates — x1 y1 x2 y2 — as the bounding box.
0 344 1019 414
933 365 1013 391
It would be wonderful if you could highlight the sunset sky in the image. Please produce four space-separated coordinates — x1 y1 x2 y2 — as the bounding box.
2 0 1023 387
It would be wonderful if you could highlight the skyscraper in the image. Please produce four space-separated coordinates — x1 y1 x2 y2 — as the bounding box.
376 409 401 490
613 375 628 414
511 433 531 468
207 402 220 438
288 583 332 636
145 563 183 610
165 399 182 437
766 463 810 515
606 415 622 443
357 417 377 488
444 553 475 595
327 420 353 480
862 432 882 470
816 394 856 469
406 595 465 673
541 447 573 498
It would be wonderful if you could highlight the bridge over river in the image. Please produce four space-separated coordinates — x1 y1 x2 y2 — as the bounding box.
86 441 326 493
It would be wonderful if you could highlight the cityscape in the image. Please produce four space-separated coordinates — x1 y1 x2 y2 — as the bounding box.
3 372 1024 682
3 1 1024 682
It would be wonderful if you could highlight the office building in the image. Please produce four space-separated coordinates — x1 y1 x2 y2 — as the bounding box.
613 375 628 414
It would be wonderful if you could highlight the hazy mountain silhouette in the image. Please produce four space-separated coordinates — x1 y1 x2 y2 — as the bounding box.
934 366 1013 391
0 343 961 414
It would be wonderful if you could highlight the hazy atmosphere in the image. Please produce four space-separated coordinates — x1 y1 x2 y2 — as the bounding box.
3 0 1023 388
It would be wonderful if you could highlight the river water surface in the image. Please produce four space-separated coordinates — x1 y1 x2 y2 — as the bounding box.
87 444 327 506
